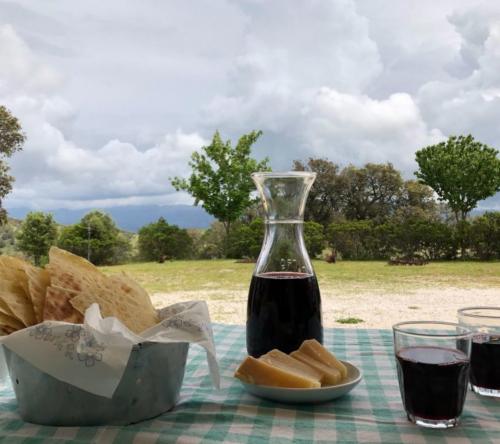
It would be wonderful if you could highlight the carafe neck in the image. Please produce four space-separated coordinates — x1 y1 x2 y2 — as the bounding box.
254 220 313 276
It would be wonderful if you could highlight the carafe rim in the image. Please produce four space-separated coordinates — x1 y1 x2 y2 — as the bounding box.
251 171 317 179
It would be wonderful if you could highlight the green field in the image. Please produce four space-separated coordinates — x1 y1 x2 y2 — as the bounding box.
101 260 500 295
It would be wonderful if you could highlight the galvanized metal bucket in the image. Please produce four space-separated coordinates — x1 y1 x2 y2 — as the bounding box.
3 341 189 426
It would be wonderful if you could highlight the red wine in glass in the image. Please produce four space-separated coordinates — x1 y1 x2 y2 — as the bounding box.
246 272 323 357
396 346 470 421
470 335 500 390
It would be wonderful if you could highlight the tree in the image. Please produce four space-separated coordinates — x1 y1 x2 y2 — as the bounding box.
469 212 500 260
292 158 344 225
226 218 264 259
16 212 58 265
304 221 325 258
138 217 193 261
0 106 26 223
171 130 269 249
58 211 130 265
415 135 500 223
394 180 439 222
340 163 403 221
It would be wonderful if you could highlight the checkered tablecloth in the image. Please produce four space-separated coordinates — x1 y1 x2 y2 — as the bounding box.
0 325 498 443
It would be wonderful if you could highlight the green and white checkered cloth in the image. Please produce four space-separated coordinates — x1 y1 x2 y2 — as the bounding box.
0 325 498 443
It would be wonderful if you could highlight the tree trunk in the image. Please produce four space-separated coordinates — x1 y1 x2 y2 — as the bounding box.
223 221 231 258
459 210 468 260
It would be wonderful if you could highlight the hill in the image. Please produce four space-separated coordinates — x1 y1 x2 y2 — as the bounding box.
6 205 214 232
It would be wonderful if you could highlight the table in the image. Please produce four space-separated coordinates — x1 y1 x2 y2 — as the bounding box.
0 325 498 443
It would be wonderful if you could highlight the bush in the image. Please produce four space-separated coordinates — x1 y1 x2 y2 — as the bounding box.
377 218 455 260
469 212 500 260
194 222 226 259
327 220 381 260
226 218 264 259
304 221 325 258
58 211 131 265
138 217 193 261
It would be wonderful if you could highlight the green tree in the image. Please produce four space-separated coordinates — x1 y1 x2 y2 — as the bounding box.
340 163 403 221
16 212 58 265
171 130 269 250
0 106 26 223
226 218 264 259
304 221 325 258
292 158 344 225
138 217 193 261
58 211 130 265
415 135 500 223
327 220 380 260
469 212 500 260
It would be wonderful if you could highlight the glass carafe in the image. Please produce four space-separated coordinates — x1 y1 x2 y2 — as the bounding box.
246 172 323 357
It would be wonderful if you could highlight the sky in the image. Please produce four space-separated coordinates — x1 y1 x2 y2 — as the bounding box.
0 0 499 211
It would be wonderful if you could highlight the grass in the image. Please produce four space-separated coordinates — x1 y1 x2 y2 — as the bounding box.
336 317 364 324
100 260 500 295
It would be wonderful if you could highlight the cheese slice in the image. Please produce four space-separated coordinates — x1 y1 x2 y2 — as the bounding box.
259 349 323 384
290 350 342 386
296 339 348 379
234 356 321 388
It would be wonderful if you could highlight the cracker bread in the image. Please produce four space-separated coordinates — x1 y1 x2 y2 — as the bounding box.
43 286 84 324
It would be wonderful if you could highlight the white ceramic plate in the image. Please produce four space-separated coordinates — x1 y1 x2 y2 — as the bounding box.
239 360 362 404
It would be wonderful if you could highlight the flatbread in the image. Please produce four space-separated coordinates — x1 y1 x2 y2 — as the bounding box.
0 279 35 326
43 286 84 324
110 273 157 313
48 247 108 293
0 256 49 323
25 266 50 323
0 256 30 298
0 311 24 331
70 286 158 334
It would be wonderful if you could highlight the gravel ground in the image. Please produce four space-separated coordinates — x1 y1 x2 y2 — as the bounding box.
151 286 500 329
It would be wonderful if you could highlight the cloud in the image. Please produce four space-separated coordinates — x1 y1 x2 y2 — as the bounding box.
0 24 205 209
0 0 499 211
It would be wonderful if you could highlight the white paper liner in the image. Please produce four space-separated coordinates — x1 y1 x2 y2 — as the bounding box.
0 300 219 398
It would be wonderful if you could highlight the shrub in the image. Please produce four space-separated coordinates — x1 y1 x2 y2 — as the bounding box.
327 220 381 260
304 221 325 258
58 211 131 265
469 212 500 260
138 217 193 261
226 218 264 259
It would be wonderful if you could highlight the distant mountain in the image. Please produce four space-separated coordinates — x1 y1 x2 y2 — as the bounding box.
6 205 214 232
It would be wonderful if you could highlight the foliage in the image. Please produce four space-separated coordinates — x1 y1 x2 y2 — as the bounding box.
293 158 343 225
0 106 26 223
226 218 264 259
58 211 130 265
469 212 500 260
16 212 57 265
415 135 500 222
304 221 325 258
171 130 270 242
340 163 404 221
327 220 380 260
194 222 227 259
138 217 193 261
336 317 364 324
377 217 455 260
0 220 16 253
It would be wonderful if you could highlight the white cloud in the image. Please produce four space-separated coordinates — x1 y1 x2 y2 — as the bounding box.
0 0 499 211
0 24 205 209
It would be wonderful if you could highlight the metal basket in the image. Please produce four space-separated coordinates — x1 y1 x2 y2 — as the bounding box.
3 341 189 426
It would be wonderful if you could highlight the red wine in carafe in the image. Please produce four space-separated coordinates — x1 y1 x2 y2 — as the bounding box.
246 272 323 357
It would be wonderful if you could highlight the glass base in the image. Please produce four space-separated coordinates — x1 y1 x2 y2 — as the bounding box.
471 384 500 398
407 413 459 429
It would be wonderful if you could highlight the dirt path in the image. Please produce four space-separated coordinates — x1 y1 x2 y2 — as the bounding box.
151 287 499 329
